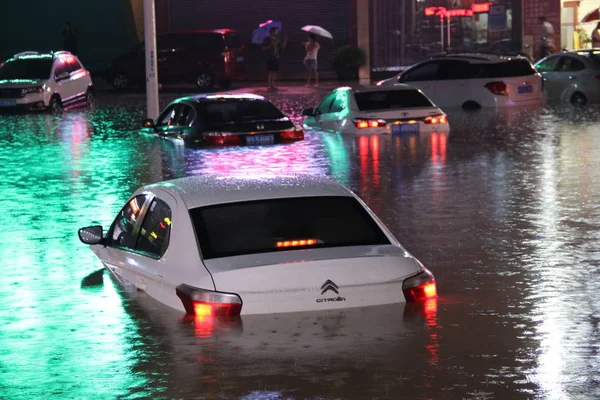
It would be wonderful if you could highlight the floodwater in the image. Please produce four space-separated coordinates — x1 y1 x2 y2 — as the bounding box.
1 89 600 400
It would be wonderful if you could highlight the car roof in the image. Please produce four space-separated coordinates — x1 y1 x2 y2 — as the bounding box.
163 29 237 36
10 51 75 60
345 84 418 93
174 93 267 104
429 53 526 63
143 174 354 209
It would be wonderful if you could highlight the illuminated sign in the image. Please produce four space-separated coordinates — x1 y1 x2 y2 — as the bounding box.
424 2 490 17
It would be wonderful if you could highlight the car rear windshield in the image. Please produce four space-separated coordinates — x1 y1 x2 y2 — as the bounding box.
470 59 536 78
198 99 284 123
190 196 391 259
225 33 242 49
0 58 53 80
355 90 433 111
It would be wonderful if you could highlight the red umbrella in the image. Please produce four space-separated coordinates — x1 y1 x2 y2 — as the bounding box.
581 8 600 23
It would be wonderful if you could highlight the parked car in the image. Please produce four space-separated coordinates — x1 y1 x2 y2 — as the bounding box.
302 85 449 135
78 174 438 316
106 29 246 90
377 54 545 109
0 51 94 113
534 49 600 106
142 93 303 145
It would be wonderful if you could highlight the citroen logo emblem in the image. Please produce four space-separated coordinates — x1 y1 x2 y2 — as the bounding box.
321 279 339 295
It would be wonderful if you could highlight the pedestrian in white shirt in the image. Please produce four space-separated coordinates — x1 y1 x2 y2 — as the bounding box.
303 34 320 87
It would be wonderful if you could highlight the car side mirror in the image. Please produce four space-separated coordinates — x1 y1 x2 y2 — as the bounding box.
78 226 105 245
302 107 315 117
56 71 70 81
143 118 154 128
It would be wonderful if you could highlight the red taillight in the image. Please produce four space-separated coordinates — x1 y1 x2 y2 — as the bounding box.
424 114 447 125
280 125 304 140
402 269 437 302
203 132 242 145
176 284 243 316
485 81 508 96
276 238 317 248
354 119 386 129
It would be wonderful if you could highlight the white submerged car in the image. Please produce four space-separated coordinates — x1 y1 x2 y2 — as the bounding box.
302 85 449 135
79 175 437 316
377 54 545 110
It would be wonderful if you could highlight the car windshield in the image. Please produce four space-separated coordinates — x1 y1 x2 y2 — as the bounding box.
190 196 391 259
355 90 433 111
0 57 53 80
199 99 285 123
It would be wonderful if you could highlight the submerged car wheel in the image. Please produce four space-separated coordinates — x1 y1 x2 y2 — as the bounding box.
462 100 481 110
49 96 63 115
571 92 587 107
86 90 96 110
113 73 130 90
196 72 214 90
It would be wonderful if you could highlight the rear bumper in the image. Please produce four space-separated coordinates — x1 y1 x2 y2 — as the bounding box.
492 94 546 108
0 95 48 112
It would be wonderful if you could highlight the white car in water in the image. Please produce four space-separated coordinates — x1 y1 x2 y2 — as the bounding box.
0 51 94 113
78 175 437 316
302 85 449 135
376 54 545 109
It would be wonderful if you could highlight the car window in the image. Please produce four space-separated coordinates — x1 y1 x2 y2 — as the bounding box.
157 104 181 127
189 34 224 51
471 59 536 78
556 56 586 72
330 90 347 113
401 62 440 82
198 99 284 124
225 33 242 49
587 52 600 65
316 92 336 114
0 57 53 80
536 56 560 72
136 198 172 258
176 104 197 127
354 89 433 111
437 60 472 80
54 60 69 78
110 195 150 250
190 196 391 259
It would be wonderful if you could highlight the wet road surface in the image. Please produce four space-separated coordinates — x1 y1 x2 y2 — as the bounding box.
1 88 600 399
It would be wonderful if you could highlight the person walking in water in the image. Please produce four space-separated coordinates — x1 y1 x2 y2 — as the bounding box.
537 16 555 59
262 27 288 91
303 34 320 87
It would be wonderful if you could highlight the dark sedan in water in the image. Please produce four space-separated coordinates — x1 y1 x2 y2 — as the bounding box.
142 93 304 145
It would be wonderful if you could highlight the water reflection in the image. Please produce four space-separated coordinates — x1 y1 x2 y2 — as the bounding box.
1 96 600 399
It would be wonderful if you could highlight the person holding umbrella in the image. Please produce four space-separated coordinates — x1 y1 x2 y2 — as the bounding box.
263 27 288 91
593 22 600 48
303 34 320 86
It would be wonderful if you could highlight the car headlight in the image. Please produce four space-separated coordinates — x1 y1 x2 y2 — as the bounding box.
21 86 43 96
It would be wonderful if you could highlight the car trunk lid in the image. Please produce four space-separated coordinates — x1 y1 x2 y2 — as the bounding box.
202 245 421 315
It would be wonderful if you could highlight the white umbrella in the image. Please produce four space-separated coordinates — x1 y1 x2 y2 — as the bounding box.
301 25 333 39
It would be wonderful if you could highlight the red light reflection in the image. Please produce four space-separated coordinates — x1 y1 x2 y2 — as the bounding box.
424 299 439 366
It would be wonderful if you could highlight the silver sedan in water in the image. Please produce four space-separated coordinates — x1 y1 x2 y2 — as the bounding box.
535 50 600 106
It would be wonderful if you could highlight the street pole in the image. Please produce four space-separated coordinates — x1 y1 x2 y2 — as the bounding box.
400 0 405 65
447 16 451 52
144 0 159 120
440 14 444 53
